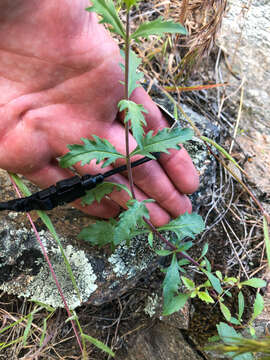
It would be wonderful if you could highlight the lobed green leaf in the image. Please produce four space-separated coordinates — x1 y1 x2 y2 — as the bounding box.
113 199 149 246
82 182 132 205
119 50 144 97
130 127 193 158
131 17 187 40
118 100 147 148
78 219 117 247
60 135 125 168
158 212 205 241
86 0 125 38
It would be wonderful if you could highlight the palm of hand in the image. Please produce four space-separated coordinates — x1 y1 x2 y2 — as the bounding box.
0 2 199 226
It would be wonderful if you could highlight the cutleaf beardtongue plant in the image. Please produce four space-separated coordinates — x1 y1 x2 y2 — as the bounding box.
60 0 205 315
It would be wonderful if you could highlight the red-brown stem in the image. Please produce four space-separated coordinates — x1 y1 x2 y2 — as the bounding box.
143 216 200 267
9 175 83 353
124 8 199 268
124 9 136 199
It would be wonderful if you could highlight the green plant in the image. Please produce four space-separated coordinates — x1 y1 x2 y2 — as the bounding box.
59 0 205 317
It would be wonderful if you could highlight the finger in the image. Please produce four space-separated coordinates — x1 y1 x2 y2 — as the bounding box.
129 86 199 194
24 161 120 218
74 164 171 227
76 122 194 220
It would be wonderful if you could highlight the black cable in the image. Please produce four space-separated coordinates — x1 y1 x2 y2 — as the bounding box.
0 153 160 212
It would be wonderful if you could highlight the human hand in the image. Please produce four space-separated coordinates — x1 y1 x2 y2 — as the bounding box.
0 0 199 227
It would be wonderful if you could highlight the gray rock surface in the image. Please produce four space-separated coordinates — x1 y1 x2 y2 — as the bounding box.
219 0 270 135
116 321 203 360
205 1 270 357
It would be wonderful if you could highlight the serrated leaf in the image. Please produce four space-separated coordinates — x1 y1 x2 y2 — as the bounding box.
82 333 115 357
82 182 132 205
219 302 231 322
130 127 193 158
238 291 245 320
60 135 125 168
158 212 205 241
119 50 144 97
163 254 180 309
181 276 195 290
198 291 214 304
204 271 223 294
240 278 266 289
86 0 125 38
252 293 264 320
131 17 187 40
78 219 117 246
118 100 147 148
163 293 189 316
113 199 149 245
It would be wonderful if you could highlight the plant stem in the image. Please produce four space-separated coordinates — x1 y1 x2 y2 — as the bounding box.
143 216 200 267
124 8 136 199
9 174 83 354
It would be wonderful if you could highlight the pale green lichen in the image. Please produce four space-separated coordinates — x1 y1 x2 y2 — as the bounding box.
0 221 98 309
144 294 159 317
18 244 97 309
108 233 156 278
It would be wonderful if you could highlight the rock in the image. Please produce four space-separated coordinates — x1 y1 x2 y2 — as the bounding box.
219 0 270 136
144 290 190 330
116 321 203 360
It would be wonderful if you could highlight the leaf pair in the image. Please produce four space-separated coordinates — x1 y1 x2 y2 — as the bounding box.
60 128 194 169
86 0 187 41
78 199 150 247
